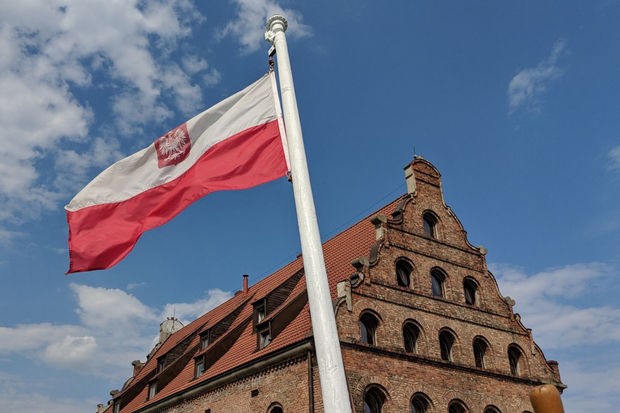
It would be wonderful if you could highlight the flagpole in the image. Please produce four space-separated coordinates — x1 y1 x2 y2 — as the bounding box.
266 15 353 413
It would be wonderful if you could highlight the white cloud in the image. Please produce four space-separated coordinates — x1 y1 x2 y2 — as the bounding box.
0 323 85 353
43 335 98 368
0 284 231 378
492 263 620 348
608 145 620 170
222 0 311 53
0 372 95 413
560 361 620 411
0 1 216 234
161 288 233 323
508 40 566 113
492 262 620 409
70 284 158 330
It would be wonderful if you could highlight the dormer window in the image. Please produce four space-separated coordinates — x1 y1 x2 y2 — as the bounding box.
157 358 165 373
257 306 266 322
200 330 211 350
254 300 267 327
195 355 206 378
422 211 438 239
147 381 157 400
259 329 272 349
113 402 120 413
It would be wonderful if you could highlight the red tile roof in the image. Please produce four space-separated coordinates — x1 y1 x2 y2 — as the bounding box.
115 195 405 412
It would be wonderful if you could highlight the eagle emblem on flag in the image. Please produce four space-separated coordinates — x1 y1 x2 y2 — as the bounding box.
155 124 191 168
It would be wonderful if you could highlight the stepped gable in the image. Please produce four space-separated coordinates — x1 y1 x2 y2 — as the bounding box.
111 196 404 413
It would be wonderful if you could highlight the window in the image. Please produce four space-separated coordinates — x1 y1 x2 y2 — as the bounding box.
423 211 438 238
195 356 205 378
508 345 523 376
113 402 120 413
448 400 468 413
473 337 488 368
410 393 430 413
200 330 211 350
439 330 455 361
463 277 478 305
396 259 413 287
363 386 386 413
148 382 157 400
157 358 166 373
483 406 502 413
259 330 272 349
268 403 284 413
359 312 380 345
403 321 420 353
431 268 446 298
256 303 266 324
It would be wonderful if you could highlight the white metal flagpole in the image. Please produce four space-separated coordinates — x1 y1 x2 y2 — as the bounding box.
265 15 353 413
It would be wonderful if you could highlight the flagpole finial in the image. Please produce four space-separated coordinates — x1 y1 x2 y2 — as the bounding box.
266 15 288 33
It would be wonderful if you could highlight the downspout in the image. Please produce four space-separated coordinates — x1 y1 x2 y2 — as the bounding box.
307 350 314 413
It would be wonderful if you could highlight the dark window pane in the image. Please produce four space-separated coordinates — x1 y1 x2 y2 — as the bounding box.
508 346 521 375
449 402 467 413
431 271 444 298
410 395 429 413
403 323 419 353
423 213 437 238
360 313 378 345
396 260 412 287
464 278 477 305
364 388 384 413
439 331 454 361
474 339 487 368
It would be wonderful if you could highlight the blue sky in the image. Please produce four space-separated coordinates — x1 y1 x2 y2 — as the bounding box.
0 1 619 411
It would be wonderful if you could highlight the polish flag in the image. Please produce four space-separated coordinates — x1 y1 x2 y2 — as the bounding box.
66 73 288 273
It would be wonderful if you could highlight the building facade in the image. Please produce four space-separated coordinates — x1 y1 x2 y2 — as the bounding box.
100 157 564 413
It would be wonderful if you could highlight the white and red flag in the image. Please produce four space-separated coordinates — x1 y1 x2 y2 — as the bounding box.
65 73 288 273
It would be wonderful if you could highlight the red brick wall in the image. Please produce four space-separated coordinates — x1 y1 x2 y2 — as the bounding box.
159 356 310 413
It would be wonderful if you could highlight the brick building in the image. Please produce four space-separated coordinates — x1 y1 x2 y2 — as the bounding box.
100 157 564 413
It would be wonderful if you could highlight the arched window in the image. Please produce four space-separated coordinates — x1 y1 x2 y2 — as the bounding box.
508 345 523 376
483 406 502 413
473 337 489 368
463 277 478 305
403 321 420 353
448 399 468 413
363 386 386 413
439 329 455 361
410 393 431 413
422 211 438 238
431 268 446 298
359 312 380 345
268 405 284 413
396 259 413 287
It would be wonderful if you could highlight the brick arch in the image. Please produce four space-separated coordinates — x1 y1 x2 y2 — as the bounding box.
394 256 416 289
507 343 530 377
410 391 433 413
438 327 461 362
402 319 428 355
422 209 441 240
463 275 481 307
359 309 382 346
363 383 390 413
430 266 449 299
472 335 492 369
